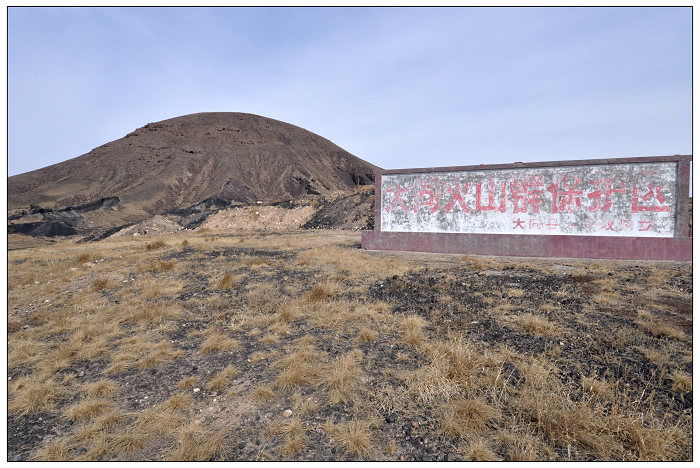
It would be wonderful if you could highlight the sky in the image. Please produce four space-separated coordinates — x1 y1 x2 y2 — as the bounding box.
7 6 692 177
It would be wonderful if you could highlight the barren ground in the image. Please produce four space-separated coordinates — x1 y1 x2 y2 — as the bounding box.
7 229 692 461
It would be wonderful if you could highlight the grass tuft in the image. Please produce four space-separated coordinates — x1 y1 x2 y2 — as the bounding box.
401 315 427 346
145 240 166 250
308 283 334 303
199 334 239 354
515 313 559 336
64 399 116 421
273 345 324 390
280 417 306 457
252 385 276 401
34 437 73 461
323 350 363 404
357 328 378 342
440 397 500 439
670 372 692 392
161 392 194 411
206 365 238 391
336 419 373 458
166 422 223 461
638 320 685 340
8 376 65 416
177 376 197 389
83 379 120 398
216 272 236 290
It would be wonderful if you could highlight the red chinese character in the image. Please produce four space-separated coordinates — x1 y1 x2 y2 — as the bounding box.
513 218 525 229
603 220 615 231
638 220 652 231
444 180 471 213
475 179 506 213
621 219 633 231
509 176 544 214
632 184 670 213
413 179 440 214
587 178 626 212
385 183 410 213
545 218 559 230
547 176 584 213
529 219 542 230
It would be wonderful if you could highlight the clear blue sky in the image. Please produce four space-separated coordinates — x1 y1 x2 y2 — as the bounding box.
8 6 692 177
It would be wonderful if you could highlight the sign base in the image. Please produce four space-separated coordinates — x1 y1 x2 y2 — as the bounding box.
361 231 692 261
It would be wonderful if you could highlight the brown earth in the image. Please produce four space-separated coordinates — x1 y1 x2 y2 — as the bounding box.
8 112 379 232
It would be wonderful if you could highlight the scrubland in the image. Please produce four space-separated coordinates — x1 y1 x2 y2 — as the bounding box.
7 230 692 461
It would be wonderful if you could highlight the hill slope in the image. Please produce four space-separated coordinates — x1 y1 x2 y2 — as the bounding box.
8 112 379 229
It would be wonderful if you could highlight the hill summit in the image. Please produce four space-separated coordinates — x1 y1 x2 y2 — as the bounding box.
8 112 379 231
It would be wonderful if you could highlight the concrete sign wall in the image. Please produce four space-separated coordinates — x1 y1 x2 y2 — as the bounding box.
364 155 691 261
381 162 678 238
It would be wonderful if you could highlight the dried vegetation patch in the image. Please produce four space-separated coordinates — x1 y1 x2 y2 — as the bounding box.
7 230 692 461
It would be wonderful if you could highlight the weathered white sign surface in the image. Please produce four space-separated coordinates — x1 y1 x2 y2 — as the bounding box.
381 162 677 237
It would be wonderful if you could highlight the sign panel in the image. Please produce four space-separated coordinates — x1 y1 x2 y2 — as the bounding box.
381 162 677 237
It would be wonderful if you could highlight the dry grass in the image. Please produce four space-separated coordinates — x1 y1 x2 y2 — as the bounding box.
461 437 500 461
92 278 110 290
145 240 166 250
249 349 280 363
75 251 102 264
401 315 427 347
107 430 147 457
177 376 197 389
308 283 334 302
638 346 671 370
637 320 685 340
252 385 276 401
216 272 236 290
83 379 120 398
581 376 614 399
7 230 692 461
292 393 319 416
273 344 325 390
166 423 224 461
8 376 65 415
199 334 240 354
440 397 500 439
34 437 73 461
280 417 306 456
335 419 373 458
135 406 186 435
207 365 238 391
64 399 116 421
514 313 560 336
122 302 183 326
357 328 378 342
162 392 194 412
322 350 363 404
670 372 692 392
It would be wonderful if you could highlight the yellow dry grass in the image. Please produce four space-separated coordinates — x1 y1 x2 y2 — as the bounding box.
199 334 240 354
166 423 224 461
322 349 363 404
206 365 238 391
514 313 560 336
401 315 427 347
273 344 325 390
335 419 373 458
